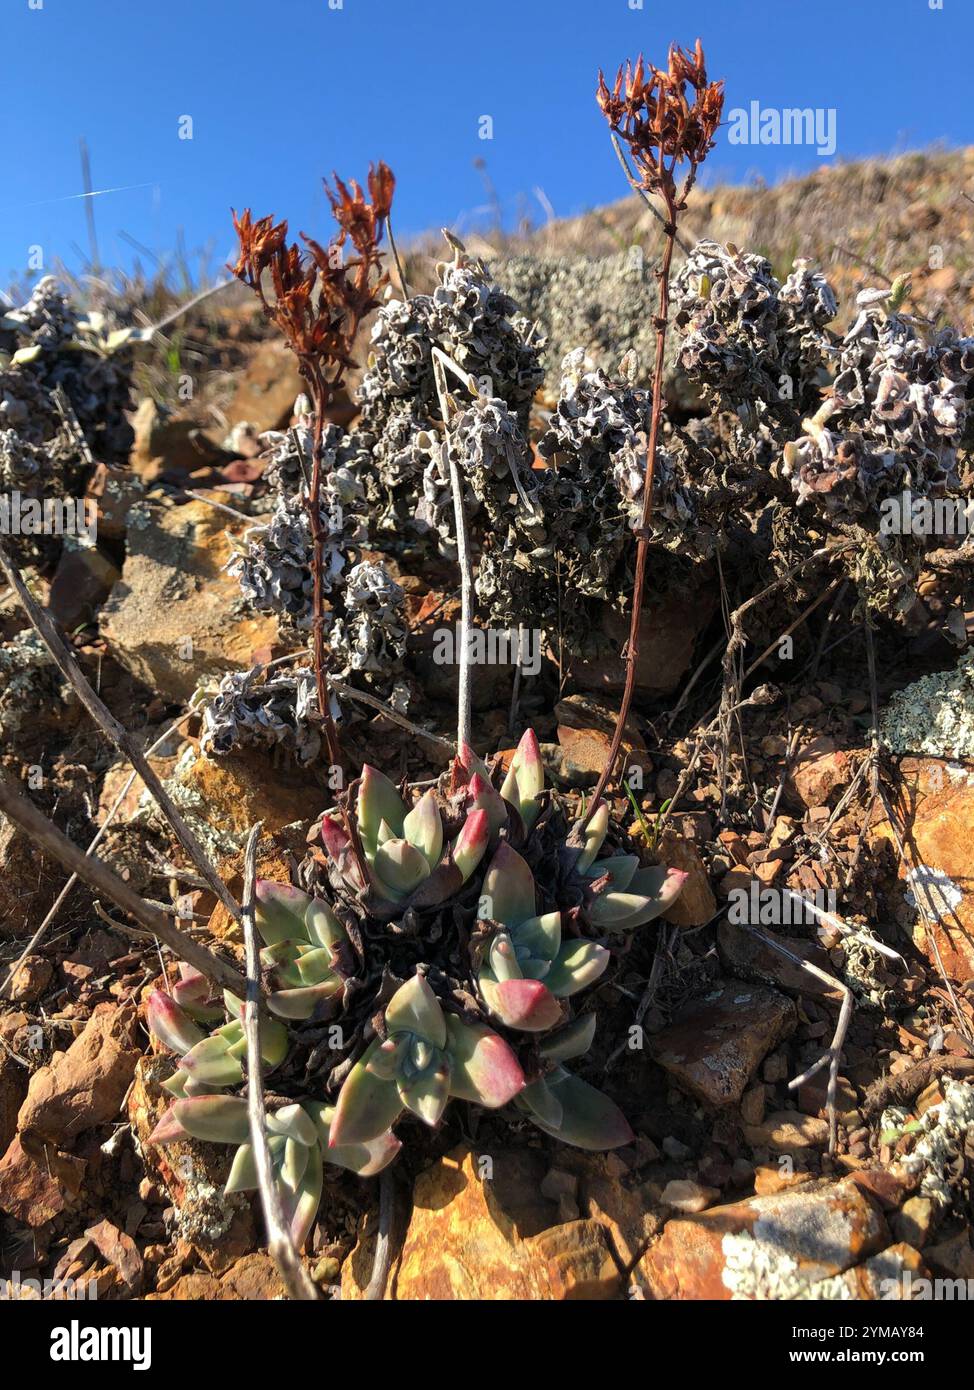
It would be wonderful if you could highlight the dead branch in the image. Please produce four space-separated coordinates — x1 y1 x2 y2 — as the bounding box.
0 536 240 924
0 768 245 997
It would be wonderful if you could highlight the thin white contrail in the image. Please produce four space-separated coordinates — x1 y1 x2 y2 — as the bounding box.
6 182 158 211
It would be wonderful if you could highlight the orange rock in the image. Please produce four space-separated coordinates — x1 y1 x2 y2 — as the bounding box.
871 757 974 984
789 740 861 809
17 1004 141 1144
343 1146 626 1301
657 830 716 928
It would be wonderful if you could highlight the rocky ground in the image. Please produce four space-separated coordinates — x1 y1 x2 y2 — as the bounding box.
1 148 974 1302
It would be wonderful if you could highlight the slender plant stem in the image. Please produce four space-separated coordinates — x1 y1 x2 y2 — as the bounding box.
0 769 245 996
432 356 475 750
581 189 678 827
240 823 319 1301
0 536 240 923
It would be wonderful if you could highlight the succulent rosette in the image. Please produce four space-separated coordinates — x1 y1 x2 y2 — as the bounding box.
328 974 524 1146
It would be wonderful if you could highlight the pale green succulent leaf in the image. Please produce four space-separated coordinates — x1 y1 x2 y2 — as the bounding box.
402 789 444 868
545 940 610 997
385 974 447 1048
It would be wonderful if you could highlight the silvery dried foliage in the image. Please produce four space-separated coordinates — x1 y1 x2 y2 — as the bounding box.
230 444 366 633
329 560 410 712
199 665 321 766
1 276 135 464
673 241 835 409
784 288 974 517
474 351 692 648
349 245 544 541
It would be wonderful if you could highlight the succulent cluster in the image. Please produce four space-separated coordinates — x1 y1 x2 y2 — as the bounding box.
146 729 686 1243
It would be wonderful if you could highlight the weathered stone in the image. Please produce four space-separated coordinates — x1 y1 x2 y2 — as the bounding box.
85 1218 144 1296
718 919 844 1003
0 1052 28 1155
572 586 717 698
175 746 314 844
0 1135 85 1226
657 830 717 928
4 955 52 1004
788 740 861 810
223 340 304 432
146 1272 230 1301
744 1110 830 1153
637 1178 888 1299
48 544 121 630
220 1252 288 1300
100 500 278 703
17 1004 140 1144
856 1243 929 1299
130 399 228 482
924 1228 974 1279
660 1179 720 1214
527 1219 622 1299
649 981 796 1106
128 1056 256 1274
892 1196 935 1249
0 815 61 938
553 693 645 788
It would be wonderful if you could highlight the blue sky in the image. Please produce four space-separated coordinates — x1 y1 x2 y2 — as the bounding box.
2 0 970 292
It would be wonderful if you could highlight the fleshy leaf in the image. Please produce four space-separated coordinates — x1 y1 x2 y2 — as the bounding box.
539 1013 597 1062
168 1095 250 1145
575 802 609 873
514 911 562 964
445 1015 525 1107
305 1101 402 1177
304 899 346 950
224 1142 258 1194
266 1103 318 1147
500 729 544 830
544 940 610 997
521 1071 633 1149
255 880 311 946
267 981 342 1020
146 991 206 1055
373 838 431 897
519 1076 564 1129
358 765 407 855
398 1063 450 1127
281 1140 323 1249
384 974 447 1048
583 854 640 890
482 975 562 1032
179 1036 243 1087
402 790 444 868
451 807 490 883
480 841 536 927
329 1044 404 1147
467 772 508 841
589 868 688 929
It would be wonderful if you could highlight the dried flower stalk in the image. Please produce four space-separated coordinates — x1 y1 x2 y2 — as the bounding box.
583 43 723 822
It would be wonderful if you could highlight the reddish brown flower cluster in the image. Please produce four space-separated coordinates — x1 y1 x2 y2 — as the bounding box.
230 161 394 378
597 41 723 208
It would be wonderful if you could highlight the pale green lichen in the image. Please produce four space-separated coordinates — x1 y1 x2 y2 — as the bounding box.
880 649 974 759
